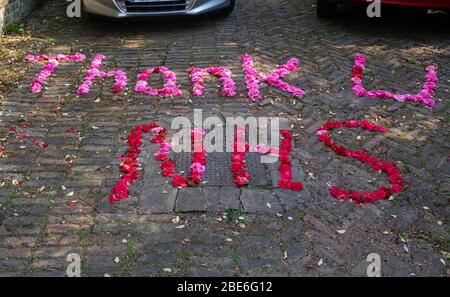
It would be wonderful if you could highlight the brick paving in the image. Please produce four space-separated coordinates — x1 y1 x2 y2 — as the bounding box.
0 0 449 276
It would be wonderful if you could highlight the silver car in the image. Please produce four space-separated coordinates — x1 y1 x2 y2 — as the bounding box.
83 0 235 18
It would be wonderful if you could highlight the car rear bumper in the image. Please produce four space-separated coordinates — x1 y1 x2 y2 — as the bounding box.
83 0 232 18
324 0 450 10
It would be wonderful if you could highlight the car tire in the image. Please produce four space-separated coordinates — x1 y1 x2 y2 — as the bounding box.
317 0 338 18
84 11 101 22
218 0 235 17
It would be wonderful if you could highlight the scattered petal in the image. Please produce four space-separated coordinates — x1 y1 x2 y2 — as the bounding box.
402 244 409 253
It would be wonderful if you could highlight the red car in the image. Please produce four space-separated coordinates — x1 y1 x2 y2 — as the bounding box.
317 0 450 17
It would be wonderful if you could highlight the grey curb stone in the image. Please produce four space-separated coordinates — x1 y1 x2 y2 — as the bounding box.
240 188 283 214
203 186 242 212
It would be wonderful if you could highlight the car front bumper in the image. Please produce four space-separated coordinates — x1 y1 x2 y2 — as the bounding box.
83 0 232 18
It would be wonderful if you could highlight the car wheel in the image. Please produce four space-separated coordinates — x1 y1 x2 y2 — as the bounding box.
317 0 338 18
219 0 235 17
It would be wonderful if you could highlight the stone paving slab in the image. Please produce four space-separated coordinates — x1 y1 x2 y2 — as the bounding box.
137 128 311 214
175 187 207 213
240 189 284 215
203 186 242 212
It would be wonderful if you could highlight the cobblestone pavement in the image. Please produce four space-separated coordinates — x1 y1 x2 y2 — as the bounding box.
0 0 449 277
